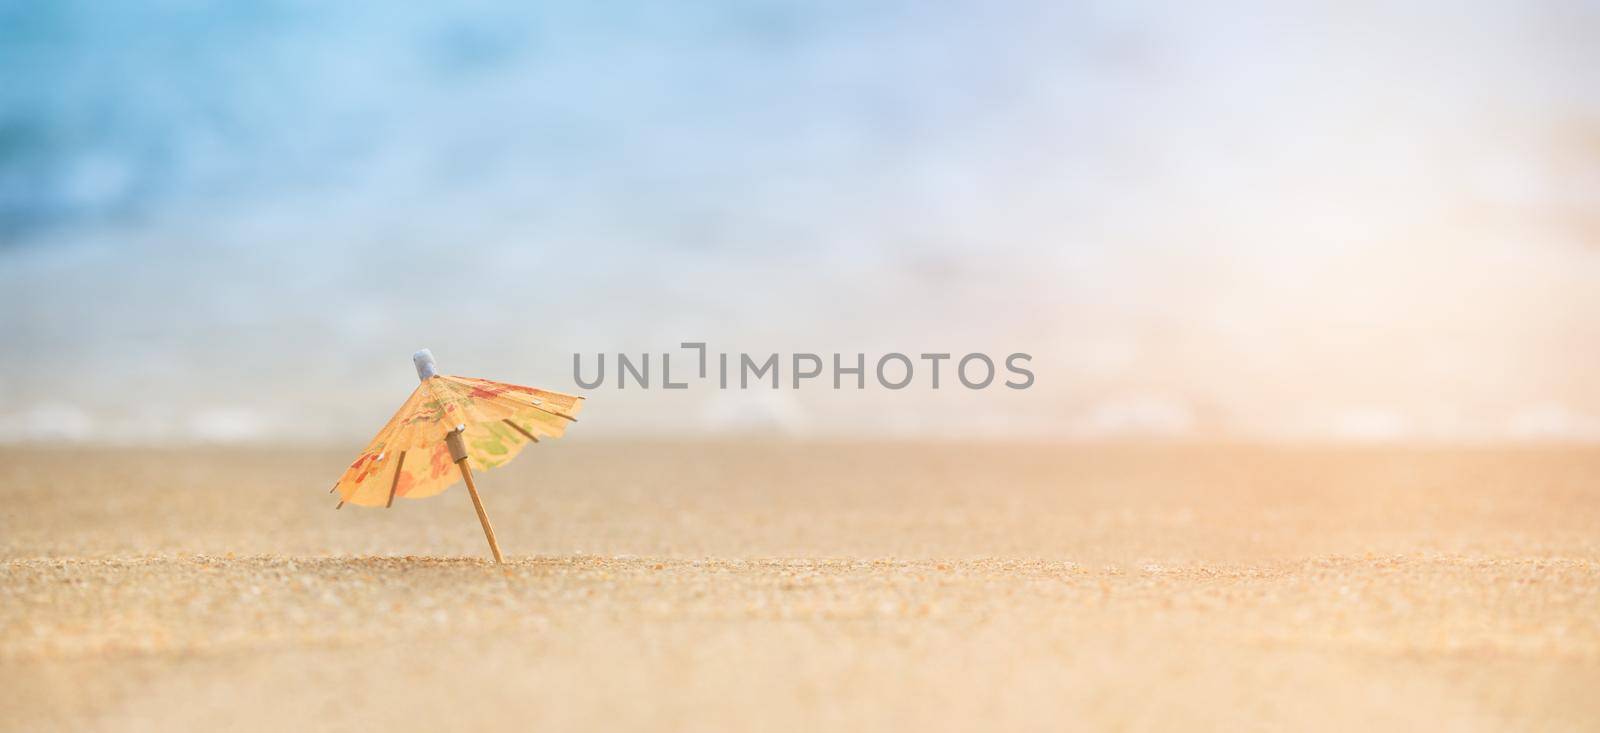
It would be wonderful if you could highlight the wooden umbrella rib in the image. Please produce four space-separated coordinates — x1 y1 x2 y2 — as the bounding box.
385 450 408 508
502 419 539 443
528 403 578 422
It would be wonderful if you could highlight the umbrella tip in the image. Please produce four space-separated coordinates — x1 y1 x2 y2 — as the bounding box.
413 349 438 381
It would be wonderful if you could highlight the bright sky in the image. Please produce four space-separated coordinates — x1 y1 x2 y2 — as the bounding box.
1 1 1597 442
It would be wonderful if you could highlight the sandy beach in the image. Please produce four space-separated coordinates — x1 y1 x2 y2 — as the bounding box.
2 441 1597 731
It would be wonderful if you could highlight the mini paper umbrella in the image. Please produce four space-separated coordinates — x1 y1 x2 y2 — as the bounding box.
330 349 584 562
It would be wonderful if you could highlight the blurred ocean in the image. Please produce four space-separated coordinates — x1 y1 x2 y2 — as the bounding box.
0 1 1597 442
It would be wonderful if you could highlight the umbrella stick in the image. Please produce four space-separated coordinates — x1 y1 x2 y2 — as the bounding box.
447 430 503 563
456 460 503 563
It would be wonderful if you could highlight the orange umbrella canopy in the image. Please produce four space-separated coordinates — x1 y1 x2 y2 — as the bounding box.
332 358 584 508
